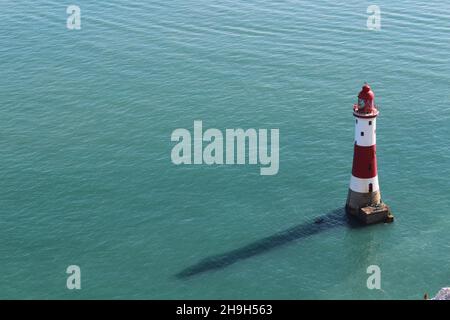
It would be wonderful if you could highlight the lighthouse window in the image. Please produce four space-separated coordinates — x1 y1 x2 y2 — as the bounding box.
356 119 358 124
360 131 364 136
369 121 372 125
368 164 372 171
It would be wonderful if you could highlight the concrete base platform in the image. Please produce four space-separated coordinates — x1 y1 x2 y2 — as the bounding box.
346 189 381 212
346 203 394 225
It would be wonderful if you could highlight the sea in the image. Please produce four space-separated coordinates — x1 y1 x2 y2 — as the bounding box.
0 0 449 299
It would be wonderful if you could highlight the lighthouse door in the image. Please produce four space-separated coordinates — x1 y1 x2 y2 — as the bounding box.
368 183 373 193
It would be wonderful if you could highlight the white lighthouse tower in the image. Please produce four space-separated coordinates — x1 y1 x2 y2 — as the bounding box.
346 84 393 224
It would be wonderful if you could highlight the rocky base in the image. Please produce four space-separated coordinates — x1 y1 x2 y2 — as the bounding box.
346 203 394 225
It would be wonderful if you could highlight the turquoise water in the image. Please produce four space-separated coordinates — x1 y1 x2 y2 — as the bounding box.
1 0 449 299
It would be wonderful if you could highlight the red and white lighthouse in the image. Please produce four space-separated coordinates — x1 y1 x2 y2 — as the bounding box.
346 84 393 224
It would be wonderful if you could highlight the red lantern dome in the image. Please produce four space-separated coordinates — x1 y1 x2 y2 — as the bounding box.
354 83 376 113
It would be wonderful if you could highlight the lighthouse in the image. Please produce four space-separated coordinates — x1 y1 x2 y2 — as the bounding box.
346 84 393 224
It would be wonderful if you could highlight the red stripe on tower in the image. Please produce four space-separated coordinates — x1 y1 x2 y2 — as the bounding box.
352 144 377 179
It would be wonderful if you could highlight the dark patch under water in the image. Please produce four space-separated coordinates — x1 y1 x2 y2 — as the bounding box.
176 207 362 279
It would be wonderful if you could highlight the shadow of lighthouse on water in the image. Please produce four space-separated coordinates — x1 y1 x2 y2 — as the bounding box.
176 207 365 279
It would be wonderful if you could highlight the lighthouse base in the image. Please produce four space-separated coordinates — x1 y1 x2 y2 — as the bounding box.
346 189 381 211
357 204 394 225
346 189 393 225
